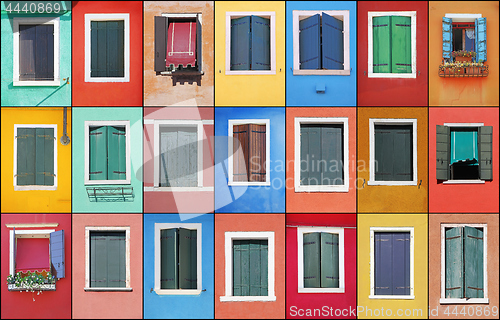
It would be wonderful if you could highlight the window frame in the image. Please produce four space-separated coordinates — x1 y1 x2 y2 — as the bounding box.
9 229 55 277
84 120 131 185
84 13 130 83
292 10 350 76
369 227 415 300
368 118 418 186
367 11 417 79
297 227 345 293
220 231 275 302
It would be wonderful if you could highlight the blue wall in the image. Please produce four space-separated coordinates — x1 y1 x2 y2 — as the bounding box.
143 214 214 319
286 1 357 106
215 107 286 213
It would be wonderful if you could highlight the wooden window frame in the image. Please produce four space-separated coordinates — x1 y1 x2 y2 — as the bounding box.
9 229 55 277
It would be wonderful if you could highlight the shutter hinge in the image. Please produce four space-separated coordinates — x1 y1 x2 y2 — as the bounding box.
15 134 34 139
37 135 56 140
37 172 56 177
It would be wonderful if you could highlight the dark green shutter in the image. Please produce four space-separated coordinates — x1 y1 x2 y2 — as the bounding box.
436 125 451 180
321 233 339 288
321 125 343 185
231 16 251 70
16 128 35 186
464 226 484 298
233 240 267 296
303 233 320 288
107 126 126 180
251 16 270 70
107 232 126 288
375 125 412 181
43 128 55 186
373 16 391 73
249 241 262 295
260 240 268 296
306 126 321 185
445 227 463 298
161 228 178 289
300 126 310 185
233 240 249 295
391 16 411 73
91 21 124 77
478 126 493 180
299 14 321 70
35 128 46 185
90 231 107 287
89 126 107 180
178 228 197 289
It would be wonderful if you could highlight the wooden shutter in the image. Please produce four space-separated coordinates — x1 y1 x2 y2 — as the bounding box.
154 16 167 72
50 230 65 279
375 125 412 181
249 240 267 296
107 126 126 180
475 18 486 62
35 128 46 185
233 125 249 182
322 13 344 70
299 14 321 70
321 125 343 186
249 124 266 182
166 21 196 68
445 227 463 298
478 126 493 180
107 232 126 288
300 126 310 186
233 240 249 296
43 128 55 186
392 232 410 295
90 231 107 287
436 125 451 180
196 14 202 72
303 233 320 288
321 233 339 288
391 16 411 73
374 232 392 295
19 25 36 80
443 17 452 59
251 16 271 70
302 125 321 185
464 226 484 298
178 128 198 187
373 16 391 73
161 228 178 289
89 126 108 180
231 16 251 70
233 240 267 296
35 24 55 81
179 228 197 289
91 21 124 77
16 128 35 186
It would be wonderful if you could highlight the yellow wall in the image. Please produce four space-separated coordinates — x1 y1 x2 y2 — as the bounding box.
357 214 428 319
1 108 72 213
215 1 285 106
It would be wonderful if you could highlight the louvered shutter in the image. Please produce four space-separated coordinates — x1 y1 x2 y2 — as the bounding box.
443 17 452 59
475 18 486 62
299 14 321 70
196 14 202 72
249 124 266 182
154 16 167 72
107 126 126 180
89 126 107 180
35 24 55 81
436 125 451 180
464 226 484 298
392 232 410 295
161 228 178 289
231 16 251 70
179 228 197 289
478 126 493 180
321 125 343 186
391 16 411 73
445 227 463 298
16 128 35 186
233 125 249 182
321 233 339 288
35 128 46 185
374 232 392 295
43 128 55 186
19 25 36 80
251 16 270 70
322 13 344 70
107 232 126 288
233 240 249 296
303 233 320 288
50 230 65 279
166 21 196 68
373 16 391 73
91 21 124 77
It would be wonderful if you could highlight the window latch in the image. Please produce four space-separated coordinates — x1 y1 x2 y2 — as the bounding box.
150 288 153 293
418 179 422 189
362 179 366 188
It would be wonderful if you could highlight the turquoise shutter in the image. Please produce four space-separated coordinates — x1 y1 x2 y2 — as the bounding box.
107 126 126 180
107 232 126 288
321 233 339 288
35 128 46 185
303 233 320 288
464 226 484 298
161 228 178 289
478 126 493 180
251 16 271 70
436 125 451 180
391 16 411 73
50 230 65 279
16 128 35 186
321 125 343 185
43 128 55 186
300 125 310 185
299 14 321 70
445 227 463 298
231 16 251 70
233 240 250 296
475 18 486 62
443 17 452 59
322 12 344 70
178 228 197 289
89 126 108 180
373 16 391 73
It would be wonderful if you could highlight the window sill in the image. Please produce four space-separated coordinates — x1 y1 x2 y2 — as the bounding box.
13 80 60 87
367 180 418 186
295 185 349 193
159 71 204 76
440 298 489 304
144 186 214 192
84 287 133 292
220 295 276 302
293 69 350 76
84 180 131 185
154 289 202 295
8 283 56 291
298 288 345 293
85 77 130 83
225 70 276 76
369 295 415 300
368 72 416 79
442 180 485 184
14 185 57 191
228 181 271 187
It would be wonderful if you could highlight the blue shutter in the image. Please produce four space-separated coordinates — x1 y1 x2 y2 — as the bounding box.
230 16 251 70
475 18 486 62
322 13 344 70
392 232 410 296
50 230 65 279
374 232 392 295
251 16 270 70
443 17 452 59
299 14 321 70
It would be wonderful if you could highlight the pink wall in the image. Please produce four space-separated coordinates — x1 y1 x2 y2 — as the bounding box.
429 107 499 212
71 214 142 319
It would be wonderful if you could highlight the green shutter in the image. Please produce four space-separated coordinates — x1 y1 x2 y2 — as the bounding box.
43 128 55 186
391 16 411 73
35 128 46 185
436 125 451 180
303 233 320 288
373 16 391 73
89 126 108 180
321 233 339 288
90 231 108 287
178 228 197 289
107 232 126 288
374 125 394 181
321 125 343 186
91 21 124 77
107 126 126 180
375 125 412 181
233 240 267 296
464 226 484 298
16 128 35 186
300 126 310 185
445 227 463 298
161 228 178 289
260 240 268 296
249 241 262 296
478 126 493 180
233 240 250 296
308 126 321 185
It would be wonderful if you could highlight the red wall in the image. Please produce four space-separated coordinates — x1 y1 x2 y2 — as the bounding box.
286 214 356 319
72 1 143 106
357 1 428 106
429 107 499 213
1 214 72 319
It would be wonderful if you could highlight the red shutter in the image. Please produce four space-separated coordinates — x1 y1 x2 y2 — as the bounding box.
233 125 249 182
165 21 196 68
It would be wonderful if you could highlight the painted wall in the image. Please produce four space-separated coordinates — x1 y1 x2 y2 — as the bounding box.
1 214 72 319
357 214 428 319
357 1 428 106
144 107 214 213
72 107 143 213
357 107 428 213
285 1 357 106
429 214 499 319
286 107 356 213
429 1 499 106
1 107 72 213
72 214 142 319
143 1 214 106
71 1 142 106
429 107 499 213
286 214 356 319
143 213 214 319
214 107 285 213
1 2 71 106
214 1 285 106
215 214 285 319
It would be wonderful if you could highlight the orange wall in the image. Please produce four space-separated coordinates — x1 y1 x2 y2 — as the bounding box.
429 1 499 106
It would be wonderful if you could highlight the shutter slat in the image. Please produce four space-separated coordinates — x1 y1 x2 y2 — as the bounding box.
154 16 167 72
44 128 54 186
303 233 320 288
391 16 411 73
436 125 451 180
89 126 108 180
464 226 484 298
373 16 391 73
251 16 270 70
299 14 321 70
445 227 463 298
50 230 65 279
475 18 486 62
322 13 344 70
478 126 493 180
443 17 452 59
231 16 251 70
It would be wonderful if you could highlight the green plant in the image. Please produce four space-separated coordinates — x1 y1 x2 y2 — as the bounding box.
6 271 55 292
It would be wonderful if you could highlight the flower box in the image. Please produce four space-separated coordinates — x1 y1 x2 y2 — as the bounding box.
454 56 472 63
8 283 56 291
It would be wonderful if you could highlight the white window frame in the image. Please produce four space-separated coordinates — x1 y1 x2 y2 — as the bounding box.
292 10 350 76
368 11 417 79
9 229 55 277
228 119 271 186
84 226 131 291
297 227 345 293
225 11 276 75
368 118 418 186
220 231 276 302
440 223 488 304
13 17 60 86
85 13 130 82
13 124 58 191
153 223 202 295
84 120 131 185
369 227 415 300
294 117 349 192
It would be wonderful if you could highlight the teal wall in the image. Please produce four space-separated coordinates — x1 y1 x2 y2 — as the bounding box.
1 1 71 106
72 107 143 213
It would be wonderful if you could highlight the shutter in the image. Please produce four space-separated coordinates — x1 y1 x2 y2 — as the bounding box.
233 240 250 296
179 228 197 289
19 25 36 80
373 16 391 73
196 14 202 72
321 125 343 186
322 13 344 70
304 125 321 185
300 125 310 186
91 21 106 77
161 228 178 289
90 231 108 287
165 21 196 68
160 128 176 187
35 128 46 185
16 128 35 186
251 16 271 70
89 126 107 180
50 230 65 279
91 21 124 77
154 16 167 72
478 126 493 180
35 24 54 81
249 240 262 296
392 232 410 295
464 226 484 298
391 16 411 73
107 232 126 288
299 14 321 70
303 233 320 288
43 128 55 186
374 125 394 181
177 128 198 187
443 17 452 59
374 232 393 295
107 126 126 180
107 21 124 77
393 125 413 181
321 232 339 288
445 227 463 298
233 125 249 182
436 125 451 180
249 124 266 182
260 240 268 296
231 16 251 70
475 18 486 62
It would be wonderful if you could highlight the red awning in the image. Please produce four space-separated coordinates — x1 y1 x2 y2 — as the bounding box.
166 21 196 68
16 238 50 273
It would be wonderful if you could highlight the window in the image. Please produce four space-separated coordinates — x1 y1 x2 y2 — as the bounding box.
14 124 57 191
228 119 270 186
84 121 131 185
84 227 131 291
440 224 488 304
292 10 350 75
154 223 202 295
295 118 349 192
370 227 414 299
443 14 487 63
13 17 60 86
85 14 130 82
369 119 418 186
368 11 416 78
220 232 275 301
436 123 492 183
297 227 345 293
225 12 276 75
154 13 203 75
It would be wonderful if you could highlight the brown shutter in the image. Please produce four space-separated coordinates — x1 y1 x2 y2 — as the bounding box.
249 124 266 182
233 125 249 182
